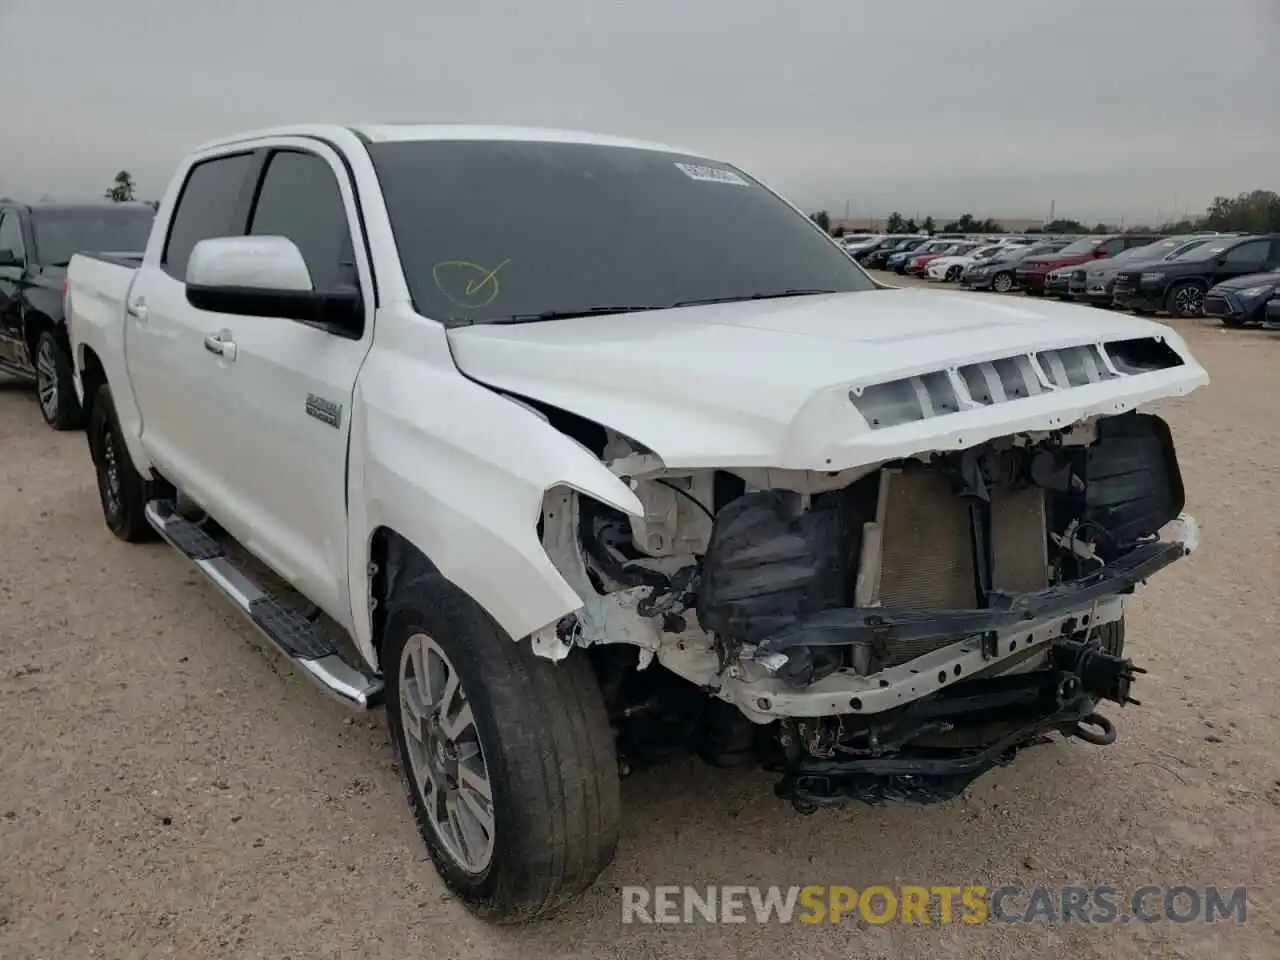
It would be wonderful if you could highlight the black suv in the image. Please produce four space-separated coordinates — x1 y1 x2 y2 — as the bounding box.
1112 234 1280 317
0 201 155 428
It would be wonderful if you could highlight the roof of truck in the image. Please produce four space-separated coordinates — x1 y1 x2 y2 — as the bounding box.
193 123 701 158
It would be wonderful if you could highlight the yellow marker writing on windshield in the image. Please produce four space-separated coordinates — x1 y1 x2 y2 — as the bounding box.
433 259 511 308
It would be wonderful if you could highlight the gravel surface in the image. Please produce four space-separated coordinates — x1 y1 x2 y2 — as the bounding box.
2 281 1278 959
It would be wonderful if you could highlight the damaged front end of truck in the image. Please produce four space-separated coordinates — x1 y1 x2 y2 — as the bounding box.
530 336 1204 811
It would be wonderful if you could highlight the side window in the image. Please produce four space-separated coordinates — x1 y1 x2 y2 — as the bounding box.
1098 238 1125 255
0 212 26 262
247 151 357 293
1223 240 1268 264
162 153 255 280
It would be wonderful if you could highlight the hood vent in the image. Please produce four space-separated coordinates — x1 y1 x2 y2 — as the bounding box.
850 337 1184 429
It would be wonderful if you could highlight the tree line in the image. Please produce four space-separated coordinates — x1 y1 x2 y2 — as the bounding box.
810 189 1280 237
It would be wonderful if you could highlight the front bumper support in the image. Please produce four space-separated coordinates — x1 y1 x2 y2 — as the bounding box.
773 641 1139 810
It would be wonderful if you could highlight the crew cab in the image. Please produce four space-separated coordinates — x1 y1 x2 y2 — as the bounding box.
1113 234 1280 318
1016 234 1160 295
0 201 154 427
67 124 1207 922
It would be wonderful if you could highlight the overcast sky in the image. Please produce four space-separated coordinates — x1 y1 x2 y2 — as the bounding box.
2 0 1276 223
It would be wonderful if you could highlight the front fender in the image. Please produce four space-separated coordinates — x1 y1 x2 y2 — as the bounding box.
346 332 642 669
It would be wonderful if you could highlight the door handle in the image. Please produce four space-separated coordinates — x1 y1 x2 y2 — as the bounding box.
126 299 148 321
203 334 237 361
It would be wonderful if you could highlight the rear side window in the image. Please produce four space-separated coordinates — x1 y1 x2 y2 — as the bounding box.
1223 239 1268 264
162 153 254 279
1098 238 1125 255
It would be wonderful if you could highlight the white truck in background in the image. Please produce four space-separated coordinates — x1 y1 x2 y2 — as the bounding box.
67 123 1207 921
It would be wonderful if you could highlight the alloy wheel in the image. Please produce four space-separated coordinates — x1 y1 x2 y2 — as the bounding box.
1174 286 1204 317
399 632 495 874
96 418 123 522
36 337 59 421
993 273 1013 293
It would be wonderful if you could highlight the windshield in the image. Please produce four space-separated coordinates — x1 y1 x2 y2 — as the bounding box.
30 206 155 266
368 140 876 325
1054 237 1104 256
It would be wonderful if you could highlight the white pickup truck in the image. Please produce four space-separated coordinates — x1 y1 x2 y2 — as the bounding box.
67 123 1208 921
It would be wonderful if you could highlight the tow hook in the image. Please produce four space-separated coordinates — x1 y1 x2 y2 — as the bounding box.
1070 712 1117 746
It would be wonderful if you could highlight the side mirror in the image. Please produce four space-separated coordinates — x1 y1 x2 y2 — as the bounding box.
184 236 361 331
0 248 22 269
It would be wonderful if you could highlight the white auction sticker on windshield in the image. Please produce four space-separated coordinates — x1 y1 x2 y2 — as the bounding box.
674 162 749 186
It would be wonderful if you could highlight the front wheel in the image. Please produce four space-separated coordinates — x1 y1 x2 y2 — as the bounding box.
945 266 962 282
1166 281 1205 318
992 272 1014 293
34 329 83 430
385 579 620 922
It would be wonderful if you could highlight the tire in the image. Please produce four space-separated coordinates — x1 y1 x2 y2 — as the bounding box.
1219 315 1245 329
34 328 83 430
1166 281 1205 318
87 383 157 542
992 272 1014 293
945 266 962 282
384 578 620 922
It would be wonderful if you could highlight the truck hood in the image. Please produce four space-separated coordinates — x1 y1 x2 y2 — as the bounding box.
447 288 1209 471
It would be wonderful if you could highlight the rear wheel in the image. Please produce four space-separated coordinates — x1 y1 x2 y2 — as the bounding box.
992 272 1014 293
34 329 82 430
384 577 620 922
1166 281 1205 318
87 383 157 542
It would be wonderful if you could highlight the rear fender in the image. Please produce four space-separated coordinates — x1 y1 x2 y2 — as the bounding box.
346 332 643 670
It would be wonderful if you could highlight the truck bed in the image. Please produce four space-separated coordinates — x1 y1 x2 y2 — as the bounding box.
66 251 141 407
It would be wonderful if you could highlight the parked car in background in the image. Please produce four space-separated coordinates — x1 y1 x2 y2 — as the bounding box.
906 240 980 277
851 235 914 265
961 239 1070 292
839 234 882 254
1263 295 1280 330
1113 234 1280 317
925 242 1006 282
1203 267 1280 327
0 200 155 428
868 236 929 270
1016 234 1160 295
1068 235 1226 308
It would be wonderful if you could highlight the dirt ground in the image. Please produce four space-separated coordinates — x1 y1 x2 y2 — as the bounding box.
2 281 1278 959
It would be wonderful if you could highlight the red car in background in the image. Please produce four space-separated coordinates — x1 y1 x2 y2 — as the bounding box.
1015 234 1159 294
906 240 980 277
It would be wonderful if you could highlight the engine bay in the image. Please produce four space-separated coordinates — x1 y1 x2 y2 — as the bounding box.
537 409 1196 808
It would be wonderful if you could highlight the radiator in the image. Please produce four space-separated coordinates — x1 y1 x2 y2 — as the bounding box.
863 469 1048 670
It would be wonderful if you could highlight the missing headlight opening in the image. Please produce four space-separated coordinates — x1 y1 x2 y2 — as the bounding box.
539 410 1196 811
